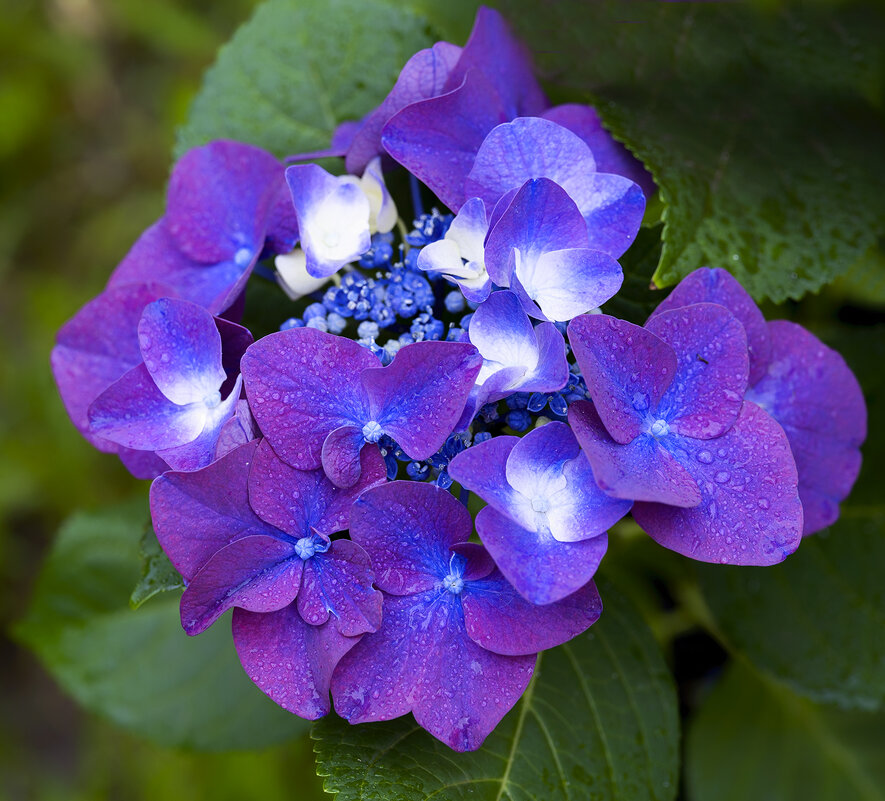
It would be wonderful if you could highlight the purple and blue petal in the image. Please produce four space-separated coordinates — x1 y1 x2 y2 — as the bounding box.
234 606 358 719
568 314 677 444
241 328 376 470
632 401 803 565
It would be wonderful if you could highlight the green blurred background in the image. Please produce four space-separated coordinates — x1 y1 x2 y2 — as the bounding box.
0 1 324 798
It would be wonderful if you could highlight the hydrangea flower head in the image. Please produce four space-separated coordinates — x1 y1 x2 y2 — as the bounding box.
331 481 602 751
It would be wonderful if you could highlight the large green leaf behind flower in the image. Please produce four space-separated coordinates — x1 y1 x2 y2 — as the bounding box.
14 501 310 750
313 578 679 801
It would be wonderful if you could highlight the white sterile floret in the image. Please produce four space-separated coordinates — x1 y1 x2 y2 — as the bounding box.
356 157 397 234
274 248 331 300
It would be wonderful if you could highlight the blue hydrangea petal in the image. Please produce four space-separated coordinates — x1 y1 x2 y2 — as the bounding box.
749 320 866 535
361 341 481 461
568 314 678 444
321 424 369 488
296 540 382 636
541 104 656 198
349 482 473 595
179 534 300 635
646 303 748 440
331 590 536 752
137 298 226 406
648 267 772 385
150 441 276 581
462 572 602 655
633 401 803 565
234 606 358 719
569 400 702 507
475 505 608 604
88 363 208 451
240 328 375 471
447 434 522 517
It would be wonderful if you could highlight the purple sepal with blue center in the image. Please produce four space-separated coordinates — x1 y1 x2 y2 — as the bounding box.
485 178 624 321
109 141 296 314
332 481 601 752
449 422 630 603
466 118 645 259
241 327 481 487
150 439 385 719
568 305 804 564
647 267 866 535
87 298 251 472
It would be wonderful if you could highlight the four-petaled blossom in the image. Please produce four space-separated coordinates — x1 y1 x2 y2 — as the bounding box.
568 304 804 565
88 298 251 472
484 177 624 321
417 197 491 302
457 290 569 427
648 267 867 534
241 327 482 487
331 481 603 751
151 439 386 719
449 422 631 603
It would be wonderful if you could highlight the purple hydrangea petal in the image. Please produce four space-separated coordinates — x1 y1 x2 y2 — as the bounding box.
443 7 547 118
515 247 623 322
234 606 358 719
648 267 771 385
216 317 254 395
156 375 242 471
138 298 226 406
179 535 300 635
321 425 368 488
51 282 171 451
568 314 677 444
241 328 375 470
285 164 371 278
449 542 496 582
248 439 386 537
467 118 644 257
296 540 382 636
88 363 208 451
505 422 633 541
463 572 602 655
541 104 656 198
118 447 169 479
632 401 803 565
748 320 866 534
646 303 748 439
346 41 463 174
349 482 473 595
475 505 608 605
362 341 481 460
214 400 258 459
447 434 521 516
529 323 571 392
166 140 285 265
484 177 589 287
382 70 509 212
569 400 702 507
150 441 274 580
331 590 536 751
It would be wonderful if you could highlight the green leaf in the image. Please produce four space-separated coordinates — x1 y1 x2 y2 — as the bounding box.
696 510 885 711
130 522 184 609
687 662 885 801
312 578 678 801
14 503 309 750
485 0 885 303
175 0 434 159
